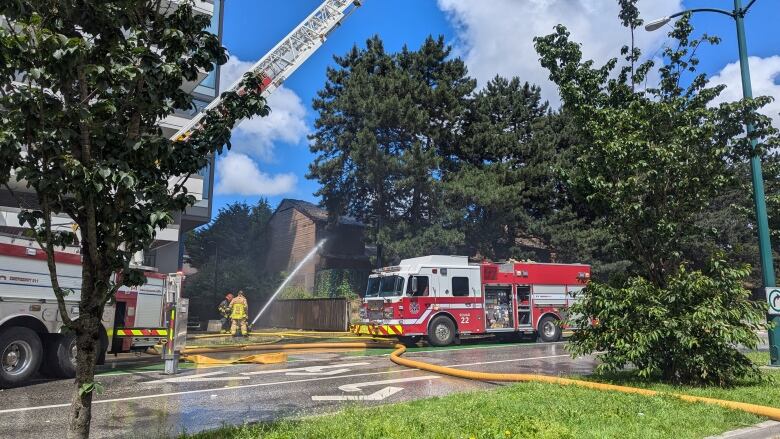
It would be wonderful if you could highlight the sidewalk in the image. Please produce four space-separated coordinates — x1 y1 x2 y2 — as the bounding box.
707 421 780 439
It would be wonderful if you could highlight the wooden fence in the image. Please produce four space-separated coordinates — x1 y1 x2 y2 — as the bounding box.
254 298 350 331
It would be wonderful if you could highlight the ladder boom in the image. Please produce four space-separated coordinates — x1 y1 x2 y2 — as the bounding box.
171 0 362 141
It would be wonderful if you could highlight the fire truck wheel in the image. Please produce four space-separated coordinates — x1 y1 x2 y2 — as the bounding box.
398 336 421 347
41 333 77 379
427 316 456 347
0 327 43 388
537 316 562 343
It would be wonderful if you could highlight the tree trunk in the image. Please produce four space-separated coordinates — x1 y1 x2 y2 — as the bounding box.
67 314 101 439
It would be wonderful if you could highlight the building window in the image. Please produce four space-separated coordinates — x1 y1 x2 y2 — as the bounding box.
194 0 222 97
452 277 469 297
199 158 211 200
143 251 157 268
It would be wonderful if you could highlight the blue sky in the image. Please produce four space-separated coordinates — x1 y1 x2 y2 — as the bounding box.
212 0 779 215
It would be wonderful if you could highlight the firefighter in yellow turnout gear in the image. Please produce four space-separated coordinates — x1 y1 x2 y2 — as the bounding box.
229 290 249 337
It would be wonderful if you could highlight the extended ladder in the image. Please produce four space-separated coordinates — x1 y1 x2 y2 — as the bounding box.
171 0 362 141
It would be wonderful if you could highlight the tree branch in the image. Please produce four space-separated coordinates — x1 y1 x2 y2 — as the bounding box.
37 193 75 326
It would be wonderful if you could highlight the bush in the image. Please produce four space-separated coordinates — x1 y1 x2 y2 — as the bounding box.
567 256 767 386
314 269 367 298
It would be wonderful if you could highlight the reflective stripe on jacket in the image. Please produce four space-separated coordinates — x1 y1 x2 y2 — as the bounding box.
229 296 248 319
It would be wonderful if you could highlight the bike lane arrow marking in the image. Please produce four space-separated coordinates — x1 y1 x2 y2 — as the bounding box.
312 386 404 401
311 375 440 401
339 375 440 392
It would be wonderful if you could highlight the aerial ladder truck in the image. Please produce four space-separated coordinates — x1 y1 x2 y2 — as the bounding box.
0 0 363 387
172 0 362 142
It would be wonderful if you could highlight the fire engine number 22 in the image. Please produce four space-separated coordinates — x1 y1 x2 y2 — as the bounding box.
357 255 590 347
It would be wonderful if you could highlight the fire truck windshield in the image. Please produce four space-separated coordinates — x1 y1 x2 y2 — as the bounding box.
364 275 404 297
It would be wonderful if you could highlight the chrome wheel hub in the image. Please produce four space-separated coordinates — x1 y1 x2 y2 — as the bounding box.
543 321 556 338
2 341 32 375
435 325 450 341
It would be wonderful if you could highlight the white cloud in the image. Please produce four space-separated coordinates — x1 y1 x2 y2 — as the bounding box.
219 55 255 91
219 55 309 162
709 56 780 130
215 152 297 196
437 0 682 105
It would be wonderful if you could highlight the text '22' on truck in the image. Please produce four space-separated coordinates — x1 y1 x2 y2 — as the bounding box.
358 255 590 346
0 234 180 387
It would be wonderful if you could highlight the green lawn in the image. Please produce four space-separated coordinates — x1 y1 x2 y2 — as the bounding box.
182 352 779 439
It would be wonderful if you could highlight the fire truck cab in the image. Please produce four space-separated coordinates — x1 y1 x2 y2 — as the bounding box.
358 255 590 346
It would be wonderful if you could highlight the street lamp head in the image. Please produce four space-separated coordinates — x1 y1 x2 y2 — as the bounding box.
645 16 671 32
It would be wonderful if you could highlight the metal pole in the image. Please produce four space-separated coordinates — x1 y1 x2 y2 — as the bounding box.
733 0 779 366
213 243 219 302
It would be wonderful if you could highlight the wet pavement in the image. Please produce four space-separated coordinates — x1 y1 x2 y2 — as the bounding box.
0 341 597 438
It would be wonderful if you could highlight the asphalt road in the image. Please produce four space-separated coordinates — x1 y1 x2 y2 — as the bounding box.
0 341 597 438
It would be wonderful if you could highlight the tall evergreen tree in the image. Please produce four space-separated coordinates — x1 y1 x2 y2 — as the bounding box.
308 36 475 264
449 77 555 259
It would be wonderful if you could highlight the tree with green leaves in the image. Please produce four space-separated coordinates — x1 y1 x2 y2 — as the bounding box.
535 5 777 384
0 1 269 436
308 35 474 264
536 16 777 287
185 200 279 319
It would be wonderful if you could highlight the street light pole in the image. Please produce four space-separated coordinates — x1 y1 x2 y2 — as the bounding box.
646 0 778 366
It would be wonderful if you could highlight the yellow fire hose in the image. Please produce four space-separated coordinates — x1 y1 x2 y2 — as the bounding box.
188 331 371 340
179 341 395 365
390 344 780 421
184 341 395 355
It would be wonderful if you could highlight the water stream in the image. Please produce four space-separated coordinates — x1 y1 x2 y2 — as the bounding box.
250 238 327 327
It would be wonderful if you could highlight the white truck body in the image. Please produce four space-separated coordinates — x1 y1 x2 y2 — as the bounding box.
0 235 167 387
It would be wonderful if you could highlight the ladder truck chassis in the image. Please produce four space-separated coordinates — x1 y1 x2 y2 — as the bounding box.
0 236 180 387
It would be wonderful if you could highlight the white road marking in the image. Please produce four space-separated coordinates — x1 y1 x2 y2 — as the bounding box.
0 369 427 415
0 349 590 415
312 386 404 401
144 371 250 384
241 362 370 376
448 353 571 368
338 375 441 392
286 368 351 376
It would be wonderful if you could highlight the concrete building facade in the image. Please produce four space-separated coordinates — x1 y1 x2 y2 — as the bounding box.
0 0 223 274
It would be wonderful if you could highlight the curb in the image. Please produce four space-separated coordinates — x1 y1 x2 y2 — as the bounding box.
707 421 780 439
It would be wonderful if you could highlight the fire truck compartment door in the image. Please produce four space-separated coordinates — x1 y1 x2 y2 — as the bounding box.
133 277 165 327
484 286 514 331
532 285 567 306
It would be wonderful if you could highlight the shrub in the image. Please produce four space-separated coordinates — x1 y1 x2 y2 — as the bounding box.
567 256 767 386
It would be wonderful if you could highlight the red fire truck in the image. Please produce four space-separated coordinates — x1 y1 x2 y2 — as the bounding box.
355 255 590 346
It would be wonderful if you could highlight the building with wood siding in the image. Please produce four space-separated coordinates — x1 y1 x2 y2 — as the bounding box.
265 199 370 292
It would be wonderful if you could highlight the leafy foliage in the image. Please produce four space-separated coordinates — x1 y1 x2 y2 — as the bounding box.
534 15 779 287
568 256 766 385
535 8 778 385
0 1 269 434
314 269 364 299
